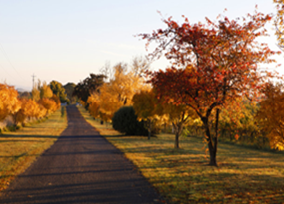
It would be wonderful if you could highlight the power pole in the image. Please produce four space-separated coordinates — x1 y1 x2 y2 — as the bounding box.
31 74 36 88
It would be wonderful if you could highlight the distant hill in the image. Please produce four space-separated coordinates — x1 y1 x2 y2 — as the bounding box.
15 85 31 93
16 88 29 93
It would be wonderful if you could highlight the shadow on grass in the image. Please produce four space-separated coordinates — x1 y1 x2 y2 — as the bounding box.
120 146 200 155
0 140 46 143
0 135 59 139
103 134 156 138
0 153 40 159
98 134 284 203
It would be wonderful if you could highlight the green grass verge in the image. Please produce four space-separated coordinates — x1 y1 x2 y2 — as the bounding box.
0 108 67 192
79 106 284 204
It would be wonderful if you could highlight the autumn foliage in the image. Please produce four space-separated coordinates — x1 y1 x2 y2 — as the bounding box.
0 84 21 121
86 61 148 123
74 8 284 168
274 0 284 50
140 11 278 166
256 83 284 150
132 88 198 146
132 90 159 139
0 83 61 129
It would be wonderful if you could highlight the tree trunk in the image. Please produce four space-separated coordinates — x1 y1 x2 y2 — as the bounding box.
164 123 167 133
206 125 217 166
263 136 266 147
209 145 217 165
175 132 179 149
174 123 183 149
203 109 219 167
148 119 152 140
12 113 18 128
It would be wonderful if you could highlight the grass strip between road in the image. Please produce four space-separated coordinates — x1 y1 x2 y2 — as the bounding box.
0 108 67 192
79 105 284 204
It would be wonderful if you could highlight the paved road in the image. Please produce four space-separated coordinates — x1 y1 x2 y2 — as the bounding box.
0 105 162 204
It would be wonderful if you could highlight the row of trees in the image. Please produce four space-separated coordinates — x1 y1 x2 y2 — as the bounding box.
0 82 61 128
137 8 282 166
132 87 283 151
30 80 77 104
74 58 150 124
77 6 284 166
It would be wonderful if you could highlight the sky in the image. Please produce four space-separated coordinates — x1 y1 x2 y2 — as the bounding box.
0 0 283 91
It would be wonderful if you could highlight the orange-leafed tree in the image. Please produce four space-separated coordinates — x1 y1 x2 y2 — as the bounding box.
11 98 46 125
38 98 57 116
50 94 61 110
140 11 278 166
11 99 25 126
274 0 284 50
22 99 46 119
0 84 21 121
256 82 284 150
87 93 100 119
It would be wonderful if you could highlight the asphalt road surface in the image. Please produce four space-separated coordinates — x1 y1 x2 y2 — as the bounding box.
0 105 163 204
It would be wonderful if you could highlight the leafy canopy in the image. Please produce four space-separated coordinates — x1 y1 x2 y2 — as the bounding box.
256 83 284 150
73 74 106 103
49 80 69 103
140 10 278 165
274 0 284 50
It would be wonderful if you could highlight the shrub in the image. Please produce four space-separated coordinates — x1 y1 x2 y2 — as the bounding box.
112 106 148 136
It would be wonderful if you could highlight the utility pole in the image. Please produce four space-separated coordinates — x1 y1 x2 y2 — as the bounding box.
31 74 36 88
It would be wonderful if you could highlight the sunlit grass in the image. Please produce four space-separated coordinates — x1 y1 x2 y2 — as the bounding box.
0 108 67 192
79 106 284 203
78 105 122 136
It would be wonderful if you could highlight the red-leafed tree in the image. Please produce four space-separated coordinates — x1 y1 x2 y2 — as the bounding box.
140 11 279 166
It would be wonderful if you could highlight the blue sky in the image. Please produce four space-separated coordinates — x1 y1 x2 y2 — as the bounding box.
0 0 282 91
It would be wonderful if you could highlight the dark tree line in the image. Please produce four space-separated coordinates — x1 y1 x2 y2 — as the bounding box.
73 74 106 103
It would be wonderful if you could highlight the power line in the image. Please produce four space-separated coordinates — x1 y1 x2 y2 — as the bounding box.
0 41 29 85
0 42 20 75
0 62 17 81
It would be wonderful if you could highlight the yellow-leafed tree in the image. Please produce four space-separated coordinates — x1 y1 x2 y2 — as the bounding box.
98 63 146 121
25 99 46 119
256 83 284 150
40 81 53 99
39 98 57 116
11 99 26 126
50 94 61 110
133 88 198 147
132 89 163 140
87 93 100 119
163 102 198 148
31 85 40 102
218 98 259 143
11 97 49 125
0 84 21 121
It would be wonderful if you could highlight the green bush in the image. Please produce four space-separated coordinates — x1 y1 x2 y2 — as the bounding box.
112 106 148 136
